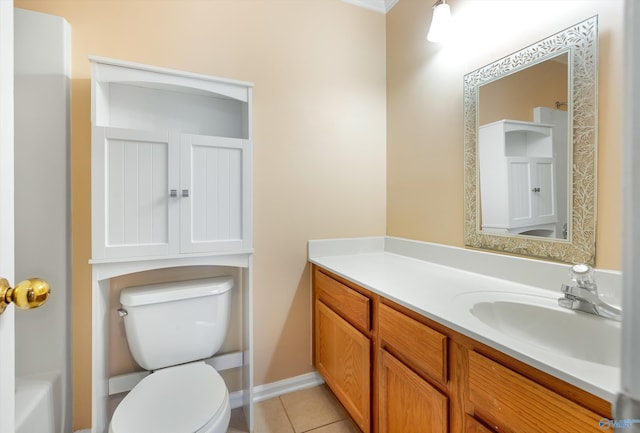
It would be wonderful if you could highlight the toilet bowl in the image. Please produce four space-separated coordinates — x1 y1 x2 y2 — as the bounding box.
109 277 234 433
109 362 231 433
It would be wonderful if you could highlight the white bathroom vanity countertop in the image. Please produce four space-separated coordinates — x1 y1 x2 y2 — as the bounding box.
308 236 621 403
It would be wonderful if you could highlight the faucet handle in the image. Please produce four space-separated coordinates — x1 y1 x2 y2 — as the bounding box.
570 264 596 289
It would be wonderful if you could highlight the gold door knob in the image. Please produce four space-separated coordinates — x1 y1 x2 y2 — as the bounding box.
0 278 50 315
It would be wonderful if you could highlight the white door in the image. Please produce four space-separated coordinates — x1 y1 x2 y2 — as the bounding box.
0 6 51 432
0 1 16 432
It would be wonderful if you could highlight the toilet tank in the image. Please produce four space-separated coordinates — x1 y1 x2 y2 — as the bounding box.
119 277 233 371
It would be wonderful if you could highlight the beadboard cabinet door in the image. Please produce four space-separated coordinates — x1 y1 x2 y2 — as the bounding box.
179 134 251 254
92 126 179 259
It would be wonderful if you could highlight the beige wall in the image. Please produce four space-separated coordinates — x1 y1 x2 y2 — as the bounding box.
387 0 623 270
14 1 387 429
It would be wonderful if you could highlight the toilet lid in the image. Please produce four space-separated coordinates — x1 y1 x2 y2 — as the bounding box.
111 362 227 433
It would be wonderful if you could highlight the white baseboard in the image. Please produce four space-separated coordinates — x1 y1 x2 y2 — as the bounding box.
229 371 325 409
253 371 325 403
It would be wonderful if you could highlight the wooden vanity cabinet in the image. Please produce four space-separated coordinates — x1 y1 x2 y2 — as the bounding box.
313 266 374 433
311 265 612 433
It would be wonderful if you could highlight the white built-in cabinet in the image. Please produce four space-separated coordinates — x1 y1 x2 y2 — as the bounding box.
89 56 254 433
91 57 252 260
478 120 558 236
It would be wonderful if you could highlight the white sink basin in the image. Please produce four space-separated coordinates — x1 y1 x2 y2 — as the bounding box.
456 291 621 367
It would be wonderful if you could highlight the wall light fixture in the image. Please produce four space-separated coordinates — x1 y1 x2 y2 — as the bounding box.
427 0 452 43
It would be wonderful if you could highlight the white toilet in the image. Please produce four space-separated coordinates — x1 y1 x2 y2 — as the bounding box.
109 277 234 433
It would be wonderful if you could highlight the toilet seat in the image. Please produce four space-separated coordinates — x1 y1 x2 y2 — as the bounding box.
109 362 229 433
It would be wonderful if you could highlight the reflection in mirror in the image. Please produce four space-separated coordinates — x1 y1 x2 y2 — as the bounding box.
464 16 598 264
478 53 569 240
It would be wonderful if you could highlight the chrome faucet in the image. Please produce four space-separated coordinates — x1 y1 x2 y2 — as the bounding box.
558 264 622 321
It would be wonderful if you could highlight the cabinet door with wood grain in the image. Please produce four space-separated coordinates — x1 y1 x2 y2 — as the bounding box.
315 300 371 433
378 350 448 433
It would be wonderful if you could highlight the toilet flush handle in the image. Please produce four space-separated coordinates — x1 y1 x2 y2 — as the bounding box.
117 308 128 318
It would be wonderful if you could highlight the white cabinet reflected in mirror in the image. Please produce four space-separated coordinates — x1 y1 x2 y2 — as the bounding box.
464 17 597 264
479 118 563 238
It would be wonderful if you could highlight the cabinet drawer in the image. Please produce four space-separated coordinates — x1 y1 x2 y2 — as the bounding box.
378 303 447 384
468 350 603 433
315 270 371 331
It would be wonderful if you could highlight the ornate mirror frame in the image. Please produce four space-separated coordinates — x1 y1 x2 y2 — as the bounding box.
463 16 598 264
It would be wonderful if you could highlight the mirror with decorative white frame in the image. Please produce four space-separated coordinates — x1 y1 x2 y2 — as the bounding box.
463 16 598 264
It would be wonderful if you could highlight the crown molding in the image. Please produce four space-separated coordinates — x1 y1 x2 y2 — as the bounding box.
341 0 399 14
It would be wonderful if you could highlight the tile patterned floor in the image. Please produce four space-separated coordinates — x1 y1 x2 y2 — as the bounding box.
227 385 359 433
